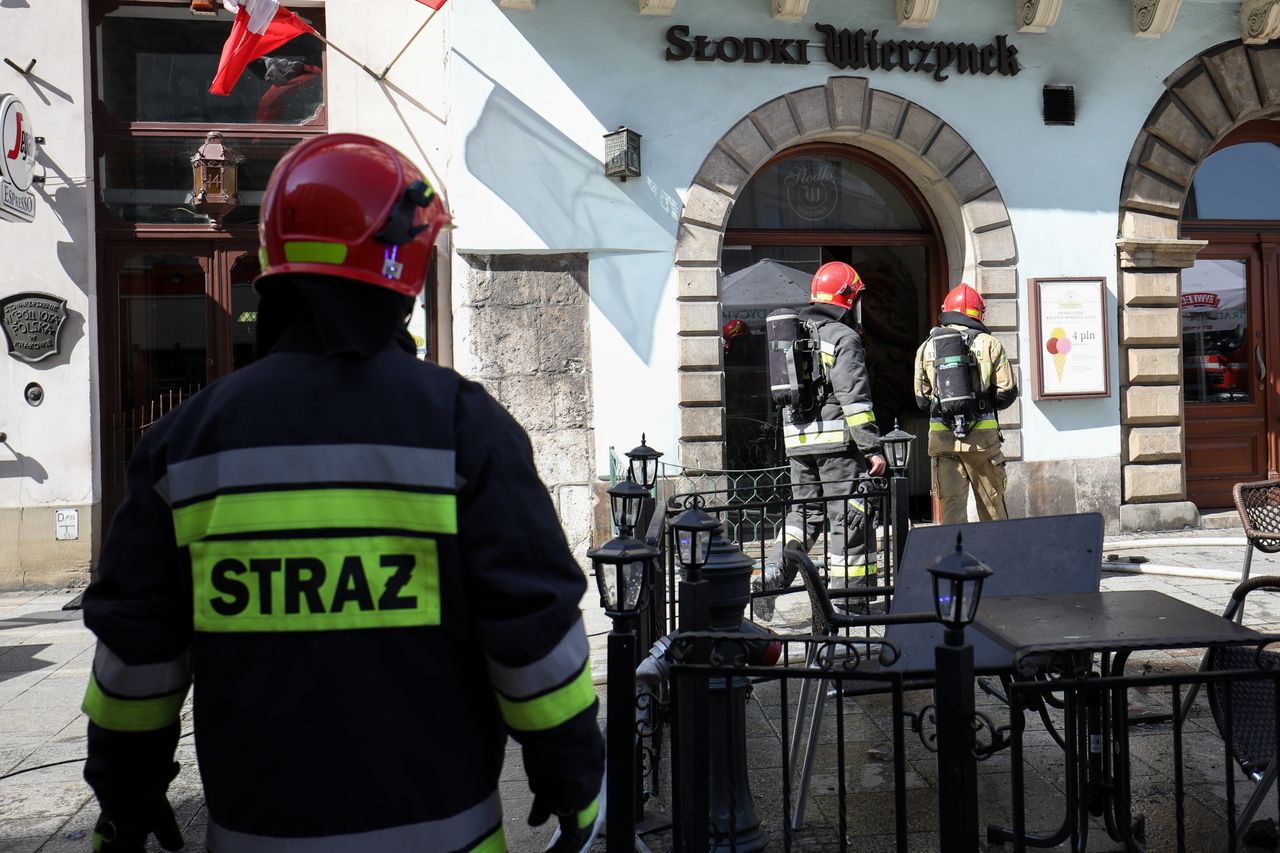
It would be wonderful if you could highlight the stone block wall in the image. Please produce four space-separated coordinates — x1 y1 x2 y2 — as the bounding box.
454 254 596 564
1109 39 1280 529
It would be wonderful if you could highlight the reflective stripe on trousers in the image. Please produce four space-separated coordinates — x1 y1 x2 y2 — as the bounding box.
207 792 503 852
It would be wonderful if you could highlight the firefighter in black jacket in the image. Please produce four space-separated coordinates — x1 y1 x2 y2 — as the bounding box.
81 134 604 852
753 262 887 620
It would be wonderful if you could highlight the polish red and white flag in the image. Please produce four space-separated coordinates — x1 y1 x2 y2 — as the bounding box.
210 0 316 96
414 0 450 9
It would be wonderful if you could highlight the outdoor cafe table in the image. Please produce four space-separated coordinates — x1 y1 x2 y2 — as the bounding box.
972 589 1272 853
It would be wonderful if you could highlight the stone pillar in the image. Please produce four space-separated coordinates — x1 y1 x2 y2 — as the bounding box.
454 253 596 562
1117 236 1205 531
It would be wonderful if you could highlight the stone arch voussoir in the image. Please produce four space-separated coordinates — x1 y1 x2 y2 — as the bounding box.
1116 39 1280 529
674 76 1023 472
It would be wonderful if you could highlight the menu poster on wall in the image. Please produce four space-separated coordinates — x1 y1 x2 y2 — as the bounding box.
1029 277 1111 400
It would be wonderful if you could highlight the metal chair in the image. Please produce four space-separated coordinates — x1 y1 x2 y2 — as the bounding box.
1233 480 1280 600
1203 575 1280 851
1180 479 1280 718
784 545 934 830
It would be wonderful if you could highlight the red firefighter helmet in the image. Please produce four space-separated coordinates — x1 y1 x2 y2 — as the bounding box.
810 262 865 311
942 283 985 321
722 319 749 350
256 134 452 297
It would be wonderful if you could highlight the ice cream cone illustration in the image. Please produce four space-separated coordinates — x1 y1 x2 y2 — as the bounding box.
1045 327 1072 383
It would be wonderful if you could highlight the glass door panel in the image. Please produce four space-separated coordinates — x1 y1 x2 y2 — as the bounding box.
1182 259 1251 404
118 252 209 414
227 251 262 370
1182 251 1269 507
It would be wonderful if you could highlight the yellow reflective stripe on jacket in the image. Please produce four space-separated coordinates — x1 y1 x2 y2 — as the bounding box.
577 798 600 830
189 535 441 632
929 419 998 432
470 827 506 853
496 662 595 732
173 488 457 547
784 431 846 448
830 562 878 578
82 673 187 732
845 411 875 427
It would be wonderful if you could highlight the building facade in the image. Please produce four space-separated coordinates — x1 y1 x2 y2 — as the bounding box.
3 0 1280 588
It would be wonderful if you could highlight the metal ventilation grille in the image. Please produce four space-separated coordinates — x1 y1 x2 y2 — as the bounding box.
1043 85 1076 126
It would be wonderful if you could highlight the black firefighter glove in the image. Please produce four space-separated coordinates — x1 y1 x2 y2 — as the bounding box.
528 796 595 853
92 762 184 852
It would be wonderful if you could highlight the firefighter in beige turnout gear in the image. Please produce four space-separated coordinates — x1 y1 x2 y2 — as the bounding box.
914 283 1019 524
753 262 886 620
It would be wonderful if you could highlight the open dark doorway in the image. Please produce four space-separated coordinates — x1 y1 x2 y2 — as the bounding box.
720 144 946 520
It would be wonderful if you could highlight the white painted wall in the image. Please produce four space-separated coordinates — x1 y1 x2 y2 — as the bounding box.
428 0 1240 471
0 0 96 510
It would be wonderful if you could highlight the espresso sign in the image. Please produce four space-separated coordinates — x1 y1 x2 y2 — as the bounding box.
0 292 67 363
0 95 39 223
666 24 1022 81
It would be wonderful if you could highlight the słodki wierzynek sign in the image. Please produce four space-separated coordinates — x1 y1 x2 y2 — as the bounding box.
665 24 1022 81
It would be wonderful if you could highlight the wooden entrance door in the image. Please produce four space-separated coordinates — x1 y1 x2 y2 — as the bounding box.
100 241 261 518
1182 242 1273 507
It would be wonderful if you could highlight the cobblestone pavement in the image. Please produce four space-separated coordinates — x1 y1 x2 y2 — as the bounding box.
3 532 1280 851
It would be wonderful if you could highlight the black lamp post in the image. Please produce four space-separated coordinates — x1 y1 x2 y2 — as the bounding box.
589 535 657 853
625 434 663 492
880 419 916 572
881 419 916 476
671 502 718 584
927 533 993 853
609 476 649 539
670 502 767 853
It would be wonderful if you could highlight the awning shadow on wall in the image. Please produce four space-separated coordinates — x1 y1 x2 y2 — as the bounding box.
460 55 677 361
589 251 672 362
460 54 675 251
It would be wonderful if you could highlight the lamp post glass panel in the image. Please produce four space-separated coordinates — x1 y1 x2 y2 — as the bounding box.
928 533 993 637
590 536 656 619
881 419 916 475
672 503 718 576
625 434 663 491
609 477 649 538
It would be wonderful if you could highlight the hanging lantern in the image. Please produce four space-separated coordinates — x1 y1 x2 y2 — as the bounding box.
191 132 241 227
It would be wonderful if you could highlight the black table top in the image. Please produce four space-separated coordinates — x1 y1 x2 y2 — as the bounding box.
972 590 1268 676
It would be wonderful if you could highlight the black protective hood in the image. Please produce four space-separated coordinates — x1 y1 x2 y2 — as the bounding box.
938 311 991 335
254 274 417 359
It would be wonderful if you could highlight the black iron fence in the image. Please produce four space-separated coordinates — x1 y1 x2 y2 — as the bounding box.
600 441 1280 852
661 475 909 634
664 632 912 853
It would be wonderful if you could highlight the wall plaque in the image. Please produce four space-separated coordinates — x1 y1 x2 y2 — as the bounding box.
0 292 67 363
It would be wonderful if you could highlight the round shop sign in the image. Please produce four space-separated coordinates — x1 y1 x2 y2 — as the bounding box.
0 94 38 223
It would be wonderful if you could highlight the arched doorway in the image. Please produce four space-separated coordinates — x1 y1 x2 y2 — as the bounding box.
1181 120 1280 507
673 77 1023 521
719 143 945 516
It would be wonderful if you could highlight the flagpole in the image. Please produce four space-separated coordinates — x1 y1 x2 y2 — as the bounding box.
310 30 382 80
378 5 442 80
